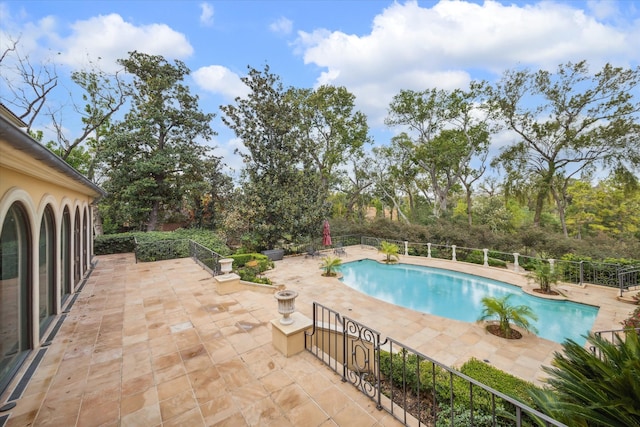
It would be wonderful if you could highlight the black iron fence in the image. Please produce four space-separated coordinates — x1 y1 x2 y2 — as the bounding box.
305 302 565 427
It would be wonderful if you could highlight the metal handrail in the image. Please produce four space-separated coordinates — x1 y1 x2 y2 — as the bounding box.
132 238 225 276
305 302 566 426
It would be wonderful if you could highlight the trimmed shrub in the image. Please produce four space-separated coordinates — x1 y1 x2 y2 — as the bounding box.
94 229 230 257
229 253 274 284
378 350 541 427
94 233 136 254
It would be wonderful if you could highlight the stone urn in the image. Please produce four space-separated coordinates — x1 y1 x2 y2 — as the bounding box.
219 258 234 275
274 290 298 325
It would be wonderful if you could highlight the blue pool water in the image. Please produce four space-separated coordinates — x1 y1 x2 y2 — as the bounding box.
339 259 599 346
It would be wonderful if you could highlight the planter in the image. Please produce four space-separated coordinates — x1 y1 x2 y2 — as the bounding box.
274 289 298 325
262 249 284 261
219 258 234 275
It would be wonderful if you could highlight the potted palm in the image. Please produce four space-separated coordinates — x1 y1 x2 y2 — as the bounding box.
477 294 538 339
379 241 399 263
320 256 342 277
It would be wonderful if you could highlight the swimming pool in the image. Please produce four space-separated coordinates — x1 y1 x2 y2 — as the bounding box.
339 259 599 346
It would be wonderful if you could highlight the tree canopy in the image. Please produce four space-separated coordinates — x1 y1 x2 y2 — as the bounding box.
221 65 369 249
100 51 217 231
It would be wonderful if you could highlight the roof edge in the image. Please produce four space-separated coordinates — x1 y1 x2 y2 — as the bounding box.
0 113 107 198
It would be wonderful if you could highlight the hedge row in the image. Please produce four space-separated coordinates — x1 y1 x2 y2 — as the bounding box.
379 352 540 427
94 229 230 256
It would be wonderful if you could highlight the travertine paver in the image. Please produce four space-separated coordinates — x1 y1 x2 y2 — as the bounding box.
1 247 634 427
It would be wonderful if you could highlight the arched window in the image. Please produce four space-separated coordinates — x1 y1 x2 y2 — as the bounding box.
0 203 32 395
74 207 81 287
38 206 56 337
61 207 71 301
82 208 88 273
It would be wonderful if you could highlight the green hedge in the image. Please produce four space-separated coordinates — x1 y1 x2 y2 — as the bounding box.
94 234 136 255
94 229 230 256
379 351 541 427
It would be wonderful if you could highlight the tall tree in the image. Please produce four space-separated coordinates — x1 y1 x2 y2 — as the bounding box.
371 144 412 223
486 61 640 236
100 51 216 231
222 66 369 247
336 155 375 221
221 65 324 248
296 85 370 192
385 88 490 218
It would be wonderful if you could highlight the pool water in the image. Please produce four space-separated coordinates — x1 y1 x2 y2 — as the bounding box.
339 259 599 346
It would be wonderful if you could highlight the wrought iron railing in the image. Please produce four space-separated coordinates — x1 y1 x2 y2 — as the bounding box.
619 266 640 295
590 327 640 359
305 302 565 427
133 238 225 276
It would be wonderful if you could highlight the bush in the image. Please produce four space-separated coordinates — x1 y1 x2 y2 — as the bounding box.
378 350 541 427
94 233 136 255
229 253 274 284
621 305 640 331
94 229 230 257
229 253 272 271
459 358 538 408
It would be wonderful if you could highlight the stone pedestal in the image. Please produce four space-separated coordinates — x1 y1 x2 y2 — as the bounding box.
215 273 241 295
271 312 313 357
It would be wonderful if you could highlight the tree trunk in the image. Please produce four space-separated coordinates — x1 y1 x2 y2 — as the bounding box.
147 200 160 231
532 189 544 227
93 207 104 236
466 188 473 226
552 187 569 238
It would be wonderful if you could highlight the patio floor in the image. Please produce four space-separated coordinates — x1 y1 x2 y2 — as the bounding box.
0 246 633 426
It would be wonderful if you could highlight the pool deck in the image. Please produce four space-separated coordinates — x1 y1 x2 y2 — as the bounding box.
0 246 633 426
264 246 632 384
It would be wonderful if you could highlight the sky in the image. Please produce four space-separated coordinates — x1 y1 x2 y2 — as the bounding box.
1 0 639 177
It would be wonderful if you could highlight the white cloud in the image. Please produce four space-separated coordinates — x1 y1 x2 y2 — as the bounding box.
192 65 249 100
295 0 637 129
55 14 193 72
217 137 246 176
269 16 293 35
587 0 619 20
200 2 214 27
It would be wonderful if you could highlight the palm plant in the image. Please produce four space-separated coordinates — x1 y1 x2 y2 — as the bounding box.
379 241 399 263
477 294 538 339
320 256 342 277
531 331 640 426
527 256 562 294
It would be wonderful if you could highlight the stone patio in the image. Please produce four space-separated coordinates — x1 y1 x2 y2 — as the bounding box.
0 246 633 426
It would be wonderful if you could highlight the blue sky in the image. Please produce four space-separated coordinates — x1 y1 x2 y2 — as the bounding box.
1 0 639 176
